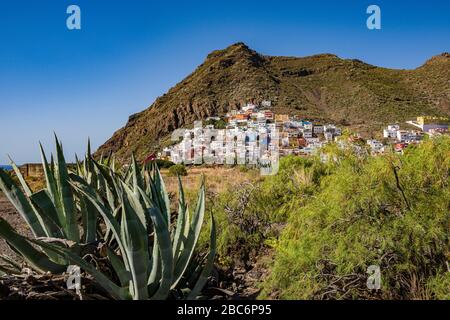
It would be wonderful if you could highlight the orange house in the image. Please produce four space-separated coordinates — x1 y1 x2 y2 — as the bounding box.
235 113 249 121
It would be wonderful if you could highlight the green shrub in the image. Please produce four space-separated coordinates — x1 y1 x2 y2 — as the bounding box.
198 155 327 268
169 164 188 176
204 119 227 129
261 136 450 299
155 159 175 169
238 165 249 173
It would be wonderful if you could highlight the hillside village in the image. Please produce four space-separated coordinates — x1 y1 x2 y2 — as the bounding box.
7 105 450 176
9 104 449 177
162 101 450 165
162 101 341 166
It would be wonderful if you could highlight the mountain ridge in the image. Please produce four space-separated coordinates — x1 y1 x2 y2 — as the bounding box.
96 42 450 160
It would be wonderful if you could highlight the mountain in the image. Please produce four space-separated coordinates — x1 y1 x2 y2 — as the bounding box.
96 43 450 161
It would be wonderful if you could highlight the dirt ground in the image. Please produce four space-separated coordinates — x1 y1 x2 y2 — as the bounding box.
162 166 261 195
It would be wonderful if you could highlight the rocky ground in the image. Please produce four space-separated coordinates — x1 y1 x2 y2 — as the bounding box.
213 250 272 300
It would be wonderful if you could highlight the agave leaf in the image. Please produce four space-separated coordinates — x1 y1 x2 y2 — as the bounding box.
39 143 66 231
29 190 64 238
0 169 46 237
54 135 79 242
31 239 130 300
83 155 89 182
111 155 117 173
172 179 205 288
0 218 66 273
86 139 96 180
187 214 216 300
123 164 132 186
95 164 106 195
137 188 161 289
147 234 161 289
121 182 147 228
142 164 151 194
173 204 191 259
92 160 119 208
50 153 56 174
11 187 67 265
8 156 32 196
136 188 174 300
109 169 124 202
74 154 83 176
148 208 174 300
182 205 191 250
79 194 98 243
131 154 144 195
153 165 171 224
106 247 131 287
120 187 150 300
173 176 188 260
87 138 92 157
185 257 205 289
104 206 121 246
69 179 130 272
105 183 116 212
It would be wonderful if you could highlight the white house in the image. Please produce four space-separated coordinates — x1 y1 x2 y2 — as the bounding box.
396 130 409 142
303 129 313 138
313 125 324 134
242 103 257 112
367 139 384 153
324 132 333 141
383 124 400 139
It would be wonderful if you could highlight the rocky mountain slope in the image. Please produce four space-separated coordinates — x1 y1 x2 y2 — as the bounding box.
97 43 450 160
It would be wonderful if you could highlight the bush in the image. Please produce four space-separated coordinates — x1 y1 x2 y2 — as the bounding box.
198 155 327 268
261 136 450 299
238 165 249 173
204 119 227 129
155 159 175 168
169 164 188 176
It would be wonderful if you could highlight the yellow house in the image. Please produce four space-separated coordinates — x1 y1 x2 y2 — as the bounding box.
275 114 289 122
416 116 449 125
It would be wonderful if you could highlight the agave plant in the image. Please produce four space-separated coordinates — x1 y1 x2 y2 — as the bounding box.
0 136 85 273
0 137 216 300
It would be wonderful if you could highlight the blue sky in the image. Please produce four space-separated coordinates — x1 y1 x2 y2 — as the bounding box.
0 0 449 163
